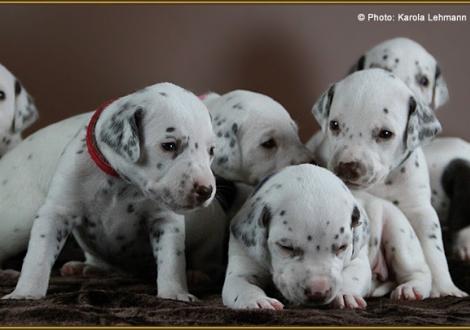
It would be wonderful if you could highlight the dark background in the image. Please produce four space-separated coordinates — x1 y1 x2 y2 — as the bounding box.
1 4 469 141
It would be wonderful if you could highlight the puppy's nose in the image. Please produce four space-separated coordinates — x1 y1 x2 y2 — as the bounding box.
304 278 332 301
334 161 364 182
194 184 213 202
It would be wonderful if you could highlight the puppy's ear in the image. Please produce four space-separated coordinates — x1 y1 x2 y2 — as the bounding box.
11 80 39 134
404 96 441 152
200 92 221 108
230 199 272 267
99 102 144 163
311 84 335 132
351 204 369 260
347 55 366 75
211 115 243 182
432 64 449 110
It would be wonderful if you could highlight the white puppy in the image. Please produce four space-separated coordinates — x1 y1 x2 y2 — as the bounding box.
348 37 448 110
306 69 465 297
0 64 38 155
3 83 216 300
423 137 470 262
223 164 372 310
186 90 314 283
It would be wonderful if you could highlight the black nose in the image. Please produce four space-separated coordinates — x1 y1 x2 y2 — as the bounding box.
334 161 364 182
194 184 213 202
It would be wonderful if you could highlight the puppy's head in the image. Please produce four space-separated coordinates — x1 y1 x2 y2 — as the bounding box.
96 83 216 212
349 37 448 110
230 164 368 305
0 64 38 147
312 69 441 189
205 90 313 185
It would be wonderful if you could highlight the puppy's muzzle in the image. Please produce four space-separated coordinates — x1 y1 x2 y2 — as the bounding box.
193 183 213 203
304 277 332 303
334 161 366 183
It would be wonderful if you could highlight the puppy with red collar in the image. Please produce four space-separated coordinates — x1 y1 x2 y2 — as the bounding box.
2 82 216 300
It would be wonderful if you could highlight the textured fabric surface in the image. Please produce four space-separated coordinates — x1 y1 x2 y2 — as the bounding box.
0 260 469 326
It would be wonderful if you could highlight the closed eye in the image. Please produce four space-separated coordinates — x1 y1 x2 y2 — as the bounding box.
276 242 304 258
335 244 348 256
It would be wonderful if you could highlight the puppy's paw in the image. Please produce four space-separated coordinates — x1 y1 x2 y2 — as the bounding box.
454 227 470 263
60 261 110 277
234 296 284 310
158 291 199 302
391 284 426 300
2 290 45 300
430 283 468 298
332 293 367 309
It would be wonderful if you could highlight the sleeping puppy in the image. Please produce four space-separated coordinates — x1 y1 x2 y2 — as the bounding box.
0 64 38 156
3 83 216 300
222 164 372 310
423 137 470 262
347 37 449 111
306 69 465 297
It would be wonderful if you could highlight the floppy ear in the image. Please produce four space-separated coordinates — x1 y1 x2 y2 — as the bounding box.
404 96 441 152
432 64 449 110
230 199 272 267
211 115 243 181
11 80 38 134
347 55 366 74
351 204 369 260
99 103 144 163
311 84 335 132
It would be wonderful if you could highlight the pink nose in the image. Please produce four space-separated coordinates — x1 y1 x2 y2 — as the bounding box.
304 277 331 301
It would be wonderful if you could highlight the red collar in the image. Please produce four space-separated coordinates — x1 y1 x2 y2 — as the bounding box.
86 99 120 178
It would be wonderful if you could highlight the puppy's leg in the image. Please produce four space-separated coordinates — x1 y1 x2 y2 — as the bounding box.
455 227 470 262
148 213 196 302
403 204 467 297
222 235 283 310
383 203 432 300
3 205 75 299
332 247 370 309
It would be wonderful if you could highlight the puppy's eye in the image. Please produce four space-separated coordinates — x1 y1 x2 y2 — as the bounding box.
378 129 394 140
336 244 348 256
0 91 5 101
261 138 277 149
329 120 340 132
161 142 178 152
209 146 215 157
277 243 303 258
419 76 429 87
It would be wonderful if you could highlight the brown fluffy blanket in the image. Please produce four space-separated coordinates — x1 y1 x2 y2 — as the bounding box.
0 256 469 326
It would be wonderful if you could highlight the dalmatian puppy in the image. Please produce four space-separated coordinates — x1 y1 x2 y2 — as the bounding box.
3 82 217 300
306 69 465 298
0 63 38 156
185 90 314 283
223 164 372 310
423 137 470 262
348 37 448 111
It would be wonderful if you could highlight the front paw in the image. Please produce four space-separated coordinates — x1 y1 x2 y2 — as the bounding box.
2 290 45 300
332 292 367 309
430 283 468 298
158 291 198 302
391 283 427 300
232 295 284 310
